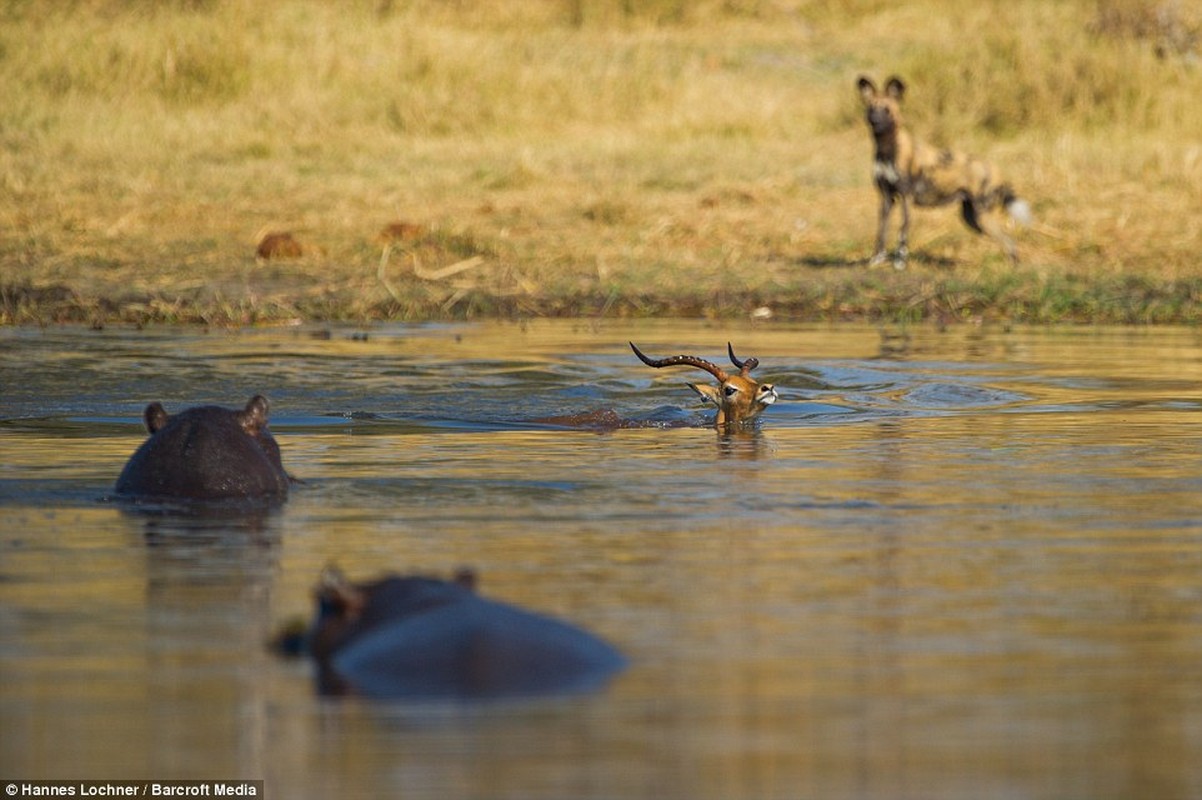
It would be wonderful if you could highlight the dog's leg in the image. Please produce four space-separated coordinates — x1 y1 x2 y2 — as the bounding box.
870 191 893 267
893 194 910 270
979 213 1019 264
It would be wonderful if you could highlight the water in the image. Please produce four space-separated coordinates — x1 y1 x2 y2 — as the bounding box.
2 320 1202 799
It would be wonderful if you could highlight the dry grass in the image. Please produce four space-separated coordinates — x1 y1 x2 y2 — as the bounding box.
2 0 1201 325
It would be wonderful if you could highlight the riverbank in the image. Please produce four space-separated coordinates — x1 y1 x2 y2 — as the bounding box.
3 0 1200 326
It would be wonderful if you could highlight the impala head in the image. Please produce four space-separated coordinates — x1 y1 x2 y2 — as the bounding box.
857 75 905 138
630 342 777 428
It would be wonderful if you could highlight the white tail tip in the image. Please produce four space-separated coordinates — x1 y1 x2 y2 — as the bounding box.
1007 199 1032 228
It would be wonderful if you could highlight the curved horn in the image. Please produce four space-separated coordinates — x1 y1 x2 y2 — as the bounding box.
630 342 728 382
727 342 759 375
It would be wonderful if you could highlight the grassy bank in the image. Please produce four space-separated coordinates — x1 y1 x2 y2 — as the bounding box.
2 0 1200 325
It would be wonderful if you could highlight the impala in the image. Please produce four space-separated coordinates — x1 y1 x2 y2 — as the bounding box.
630 342 777 428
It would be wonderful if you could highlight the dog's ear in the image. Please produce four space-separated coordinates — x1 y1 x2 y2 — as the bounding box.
856 76 878 106
884 76 906 101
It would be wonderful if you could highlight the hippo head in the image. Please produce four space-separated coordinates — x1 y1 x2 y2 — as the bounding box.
305 566 477 662
115 394 292 503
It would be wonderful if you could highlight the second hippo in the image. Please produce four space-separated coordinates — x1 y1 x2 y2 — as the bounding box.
115 394 292 503
279 567 627 700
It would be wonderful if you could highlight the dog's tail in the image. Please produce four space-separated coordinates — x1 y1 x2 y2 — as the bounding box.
963 185 1032 234
1002 186 1032 228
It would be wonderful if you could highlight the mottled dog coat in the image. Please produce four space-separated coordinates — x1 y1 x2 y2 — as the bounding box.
857 75 1030 269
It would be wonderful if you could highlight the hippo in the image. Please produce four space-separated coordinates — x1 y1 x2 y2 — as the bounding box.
115 395 292 503
276 567 627 700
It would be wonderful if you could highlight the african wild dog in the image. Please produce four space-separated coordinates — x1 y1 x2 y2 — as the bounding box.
857 75 1030 269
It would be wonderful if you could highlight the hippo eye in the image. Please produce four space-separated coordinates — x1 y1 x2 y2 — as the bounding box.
317 594 342 618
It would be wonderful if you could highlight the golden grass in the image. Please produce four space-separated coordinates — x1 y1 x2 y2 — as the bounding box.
2 0 1201 324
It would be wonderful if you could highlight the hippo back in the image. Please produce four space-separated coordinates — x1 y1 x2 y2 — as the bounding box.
115 395 290 502
312 576 627 699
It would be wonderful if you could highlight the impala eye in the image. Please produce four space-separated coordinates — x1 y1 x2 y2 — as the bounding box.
724 385 739 397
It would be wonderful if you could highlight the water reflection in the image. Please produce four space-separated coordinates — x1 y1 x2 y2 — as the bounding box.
2 321 1202 798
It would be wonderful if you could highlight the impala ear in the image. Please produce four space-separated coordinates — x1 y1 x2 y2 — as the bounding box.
688 383 722 407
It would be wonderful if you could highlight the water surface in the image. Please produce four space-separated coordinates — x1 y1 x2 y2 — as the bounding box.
2 320 1202 799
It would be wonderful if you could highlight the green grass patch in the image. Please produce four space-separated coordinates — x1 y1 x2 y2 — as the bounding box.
2 0 1201 326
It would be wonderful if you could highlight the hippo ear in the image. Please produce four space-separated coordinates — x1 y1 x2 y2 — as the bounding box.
143 402 169 433
452 567 478 592
885 76 906 101
318 565 365 619
319 564 350 596
238 395 271 434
